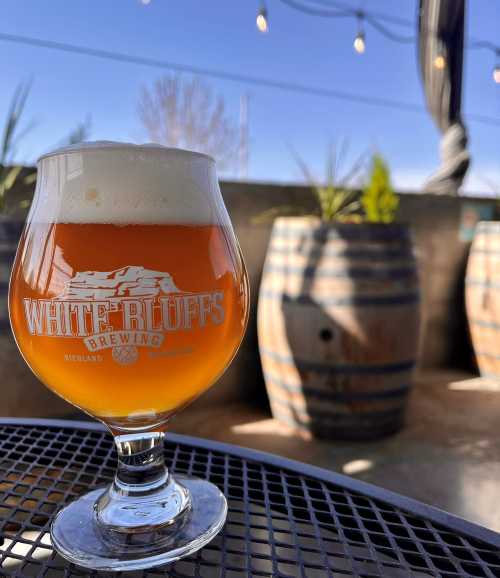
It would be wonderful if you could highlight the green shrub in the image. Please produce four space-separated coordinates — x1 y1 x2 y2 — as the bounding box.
361 155 399 223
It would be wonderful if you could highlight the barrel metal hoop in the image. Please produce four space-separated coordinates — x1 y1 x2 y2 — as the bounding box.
267 246 414 260
468 318 500 330
269 396 406 422
263 371 412 401
271 224 410 242
263 264 418 280
260 289 420 307
260 348 416 376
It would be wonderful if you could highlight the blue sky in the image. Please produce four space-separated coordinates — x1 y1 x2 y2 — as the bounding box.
1 0 499 193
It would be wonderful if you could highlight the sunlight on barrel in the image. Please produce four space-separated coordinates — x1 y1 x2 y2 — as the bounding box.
258 218 420 440
466 221 500 380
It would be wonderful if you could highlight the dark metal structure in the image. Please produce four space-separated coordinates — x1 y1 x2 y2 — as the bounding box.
418 0 470 194
0 418 500 577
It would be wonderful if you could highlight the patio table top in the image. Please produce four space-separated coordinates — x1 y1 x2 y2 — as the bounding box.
0 417 499 577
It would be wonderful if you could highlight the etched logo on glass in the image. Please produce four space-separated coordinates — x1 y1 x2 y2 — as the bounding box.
23 266 225 365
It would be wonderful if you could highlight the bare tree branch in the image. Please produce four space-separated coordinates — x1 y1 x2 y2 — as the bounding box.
138 75 239 172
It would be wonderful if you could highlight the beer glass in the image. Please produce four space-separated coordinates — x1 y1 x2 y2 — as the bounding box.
9 142 249 571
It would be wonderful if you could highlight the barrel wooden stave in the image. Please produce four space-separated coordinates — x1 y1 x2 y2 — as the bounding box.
465 221 500 379
259 299 419 366
258 217 420 440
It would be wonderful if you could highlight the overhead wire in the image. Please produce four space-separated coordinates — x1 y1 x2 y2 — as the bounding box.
277 0 498 51
0 30 498 126
276 0 353 18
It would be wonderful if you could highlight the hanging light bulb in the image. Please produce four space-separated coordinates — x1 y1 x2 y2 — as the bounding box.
494 52 500 84
256 3 269 33
354 31 366 54
434 53 446 70
353 13 365 54
140 0 151 4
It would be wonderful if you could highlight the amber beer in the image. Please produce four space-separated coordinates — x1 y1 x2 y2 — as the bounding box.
10 222 247 426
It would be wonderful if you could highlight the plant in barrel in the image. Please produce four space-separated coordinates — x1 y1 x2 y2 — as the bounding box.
9 142 249 571
257 149 420 440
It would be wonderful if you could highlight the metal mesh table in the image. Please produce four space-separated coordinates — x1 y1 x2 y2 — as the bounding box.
1 419 500 577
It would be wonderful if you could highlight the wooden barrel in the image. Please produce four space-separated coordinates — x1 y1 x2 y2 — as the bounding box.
0 217 73 416
465 221 500 379
0 219 24 330
257 217 420 440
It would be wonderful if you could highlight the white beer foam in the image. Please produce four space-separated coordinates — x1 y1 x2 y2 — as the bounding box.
31 142 224 225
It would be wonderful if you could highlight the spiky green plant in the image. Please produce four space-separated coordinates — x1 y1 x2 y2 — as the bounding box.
0 83 35 212
252 141 366 224
361 154 399 223
0 84 93 214
294 140 366 222
57 115 92 147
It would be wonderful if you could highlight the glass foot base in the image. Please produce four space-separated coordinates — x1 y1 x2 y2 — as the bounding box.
51 475 227 572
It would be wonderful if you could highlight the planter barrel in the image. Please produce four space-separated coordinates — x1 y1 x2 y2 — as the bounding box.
257 217 420 440
0 218 72 417
0 221 23 329
465 221 500 379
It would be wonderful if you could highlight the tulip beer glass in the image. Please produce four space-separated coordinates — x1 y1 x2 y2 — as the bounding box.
9 142 249 570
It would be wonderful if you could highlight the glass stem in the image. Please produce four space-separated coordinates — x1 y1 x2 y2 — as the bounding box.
114 431 169 492
96 431 191 538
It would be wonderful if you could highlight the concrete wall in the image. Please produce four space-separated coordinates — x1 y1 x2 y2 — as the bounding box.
3 179 497 415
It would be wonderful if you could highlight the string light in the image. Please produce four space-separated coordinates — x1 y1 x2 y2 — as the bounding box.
256 3 269 33
493 51 500 84
353 13 365 54
274 0 500 87
434 53 446 70
354 31 365 54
